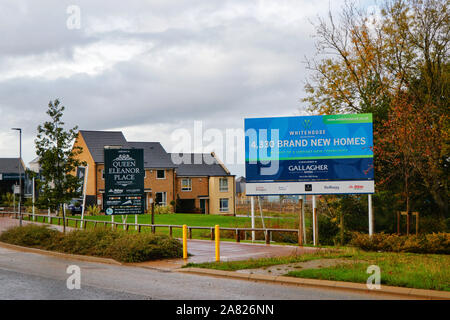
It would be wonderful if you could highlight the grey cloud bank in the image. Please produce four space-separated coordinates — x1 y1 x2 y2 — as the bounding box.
0 0 358 177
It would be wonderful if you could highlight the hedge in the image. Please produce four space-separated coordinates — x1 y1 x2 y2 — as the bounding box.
350 232 449 254
0 225 183 262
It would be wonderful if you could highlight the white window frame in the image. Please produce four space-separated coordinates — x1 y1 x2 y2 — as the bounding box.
156 170 166 179
156 192 167 206
219 198 229 212
219 178 228 192
181 178 192 191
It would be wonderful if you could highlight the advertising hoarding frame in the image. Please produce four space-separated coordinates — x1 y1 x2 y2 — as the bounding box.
104 148 145 216
244 113 375 239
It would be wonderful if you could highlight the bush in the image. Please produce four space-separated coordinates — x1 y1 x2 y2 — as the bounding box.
86 204 101 216
350 232 450 254
0 224 59 248
418 216 447 234
108 233 182 262
154 205 173 215
0 225 183 262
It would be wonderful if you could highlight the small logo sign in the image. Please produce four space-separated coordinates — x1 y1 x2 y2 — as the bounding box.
106 208 113 215
302 119 312 129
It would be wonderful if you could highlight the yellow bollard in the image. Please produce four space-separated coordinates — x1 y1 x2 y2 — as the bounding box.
215 224 220 262
183 224 188 259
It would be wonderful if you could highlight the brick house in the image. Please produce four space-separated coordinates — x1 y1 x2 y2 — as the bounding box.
73 130 235 215
172 153 235 215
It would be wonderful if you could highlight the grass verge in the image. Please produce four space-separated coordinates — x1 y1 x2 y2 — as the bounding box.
186 247 450 291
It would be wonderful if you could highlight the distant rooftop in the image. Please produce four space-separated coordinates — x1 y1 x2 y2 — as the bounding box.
128 141 177 169
78 130 129 163
0 158 25 174
171 153 230 176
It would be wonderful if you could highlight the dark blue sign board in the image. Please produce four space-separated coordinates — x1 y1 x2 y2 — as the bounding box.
244 114 374 195
104 149 145 215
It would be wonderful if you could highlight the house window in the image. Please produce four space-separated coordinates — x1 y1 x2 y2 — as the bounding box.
220 198 229 212
181 178 192 191
157 170 165 179
156 192 167 206
219 178 228 192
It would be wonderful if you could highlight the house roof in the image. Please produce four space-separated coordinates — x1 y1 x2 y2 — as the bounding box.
236 176 246 194
79 130 129 163
77 130 233 175
171 153 230 176
0 158 26 174
128 142 177 169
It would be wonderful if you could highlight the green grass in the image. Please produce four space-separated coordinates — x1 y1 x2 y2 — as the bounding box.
287 252 450 291
186 247 450 291
185 249 347 271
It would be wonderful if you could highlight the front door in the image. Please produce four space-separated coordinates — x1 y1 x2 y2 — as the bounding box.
200 199 206 214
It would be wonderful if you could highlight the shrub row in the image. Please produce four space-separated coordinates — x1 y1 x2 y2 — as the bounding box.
0 225 183 262
350 232 450 254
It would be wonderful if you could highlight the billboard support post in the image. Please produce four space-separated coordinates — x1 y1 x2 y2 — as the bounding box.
250 196 255 241
302 195 306 243
298 198 303 246
368 194 373 236
312 195 317 246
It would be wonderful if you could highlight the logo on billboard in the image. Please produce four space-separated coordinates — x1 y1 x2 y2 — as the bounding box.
302 119 312 130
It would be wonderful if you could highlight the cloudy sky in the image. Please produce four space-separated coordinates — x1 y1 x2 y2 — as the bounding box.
0 0 375 177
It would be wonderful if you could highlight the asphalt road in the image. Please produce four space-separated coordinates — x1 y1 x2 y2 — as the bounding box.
0 247 409 300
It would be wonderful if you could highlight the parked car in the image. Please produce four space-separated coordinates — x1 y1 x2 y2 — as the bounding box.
68 199 83 215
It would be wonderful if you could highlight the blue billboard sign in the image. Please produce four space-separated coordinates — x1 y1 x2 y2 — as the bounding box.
245 114 374 183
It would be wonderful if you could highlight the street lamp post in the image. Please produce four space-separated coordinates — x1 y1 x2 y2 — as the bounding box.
12 128 22 227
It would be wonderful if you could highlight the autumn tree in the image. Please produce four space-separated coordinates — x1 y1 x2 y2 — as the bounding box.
304 0 449 217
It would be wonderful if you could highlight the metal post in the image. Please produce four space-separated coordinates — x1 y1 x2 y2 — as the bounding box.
12 128 22 226
32 177 35 221
80 165 88 229
368 194 373 236
182 224 188 260
151 200 155 225
18 129 22 227
215 225 220 262
250 196 255 241
298 198 303 246
302 195 306 244
312 195 317 245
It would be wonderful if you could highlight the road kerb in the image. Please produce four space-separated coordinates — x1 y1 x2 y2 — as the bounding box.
178 267 450 300
0 241 122 266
